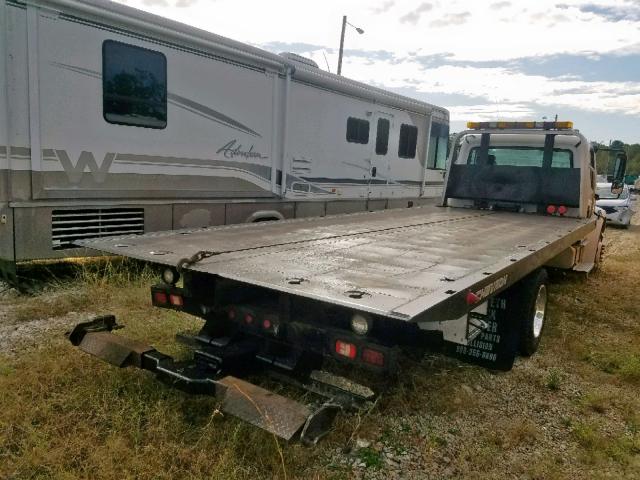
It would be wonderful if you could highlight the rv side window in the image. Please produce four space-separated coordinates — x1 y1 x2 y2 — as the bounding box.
103 40 167 129
375 118 390 155
398 124 418 158
346 117 370 144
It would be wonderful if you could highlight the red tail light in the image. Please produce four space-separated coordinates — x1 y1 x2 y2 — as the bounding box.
262 318 272 329
228 308 236 320
558 205 568 215
169 294 183 307
466 291 481 305
153 291 168 305
335 340 357 359
362 348 385 367
546 205 557 215
244 313 254 324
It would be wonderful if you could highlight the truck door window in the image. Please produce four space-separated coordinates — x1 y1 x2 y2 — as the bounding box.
427 122 450 169
375 118 390 155
103 40 167 129
398 124 418 158
467 147 573 168
346 117 370 144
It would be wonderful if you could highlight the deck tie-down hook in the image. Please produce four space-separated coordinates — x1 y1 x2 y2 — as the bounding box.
177 250 221 272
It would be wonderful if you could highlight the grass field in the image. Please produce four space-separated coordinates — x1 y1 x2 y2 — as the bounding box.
0 216 639 479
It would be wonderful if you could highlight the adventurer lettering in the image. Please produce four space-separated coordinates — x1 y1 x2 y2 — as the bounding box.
216 140 267 160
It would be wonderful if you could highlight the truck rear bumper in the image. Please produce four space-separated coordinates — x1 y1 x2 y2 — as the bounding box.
68 316 371 444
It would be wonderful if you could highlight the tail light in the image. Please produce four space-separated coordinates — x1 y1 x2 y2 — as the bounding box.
228 308 236 320
466 291 481 305
557 205 568 215
362 348 385 367
262 318 272 329
169 294 183 307
546 205 557 215
153 291 168 305
244 313 254 325
335 340 357 359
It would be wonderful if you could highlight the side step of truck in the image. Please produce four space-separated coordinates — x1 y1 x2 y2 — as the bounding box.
68 316 362 444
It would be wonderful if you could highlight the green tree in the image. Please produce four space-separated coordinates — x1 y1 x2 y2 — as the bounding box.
593 140 640 177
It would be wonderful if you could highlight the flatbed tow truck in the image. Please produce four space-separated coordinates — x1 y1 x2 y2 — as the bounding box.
69 121 627 444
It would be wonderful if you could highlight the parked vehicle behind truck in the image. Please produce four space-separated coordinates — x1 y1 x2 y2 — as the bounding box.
596 183 634 228
69 121 626 444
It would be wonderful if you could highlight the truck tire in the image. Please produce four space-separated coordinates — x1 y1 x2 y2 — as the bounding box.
510 269 549 356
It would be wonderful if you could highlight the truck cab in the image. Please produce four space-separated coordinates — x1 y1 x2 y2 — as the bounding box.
443 121 625 272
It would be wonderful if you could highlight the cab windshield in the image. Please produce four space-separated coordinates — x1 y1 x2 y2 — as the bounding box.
467 146 573 168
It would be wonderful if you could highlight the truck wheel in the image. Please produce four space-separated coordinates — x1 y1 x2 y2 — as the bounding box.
512 269 549 356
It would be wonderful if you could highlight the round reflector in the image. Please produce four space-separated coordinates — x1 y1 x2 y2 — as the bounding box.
162 268 180 285
350 313 371 336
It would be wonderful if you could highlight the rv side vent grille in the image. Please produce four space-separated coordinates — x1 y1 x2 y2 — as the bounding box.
52 208 145 250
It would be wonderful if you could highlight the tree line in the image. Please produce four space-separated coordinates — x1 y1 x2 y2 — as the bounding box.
593 140 640 177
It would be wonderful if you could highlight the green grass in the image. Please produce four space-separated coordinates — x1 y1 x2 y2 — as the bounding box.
546 368 562 390
356 447 384 469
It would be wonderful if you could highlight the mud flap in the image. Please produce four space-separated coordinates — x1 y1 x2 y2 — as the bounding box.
443 294 519 371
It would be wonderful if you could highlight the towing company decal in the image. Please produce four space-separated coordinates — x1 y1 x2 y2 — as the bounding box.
474 274 508 301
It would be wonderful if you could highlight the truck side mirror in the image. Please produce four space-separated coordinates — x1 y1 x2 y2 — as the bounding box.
611 152 627 195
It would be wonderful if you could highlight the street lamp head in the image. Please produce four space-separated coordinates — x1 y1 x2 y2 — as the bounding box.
355 27 364 34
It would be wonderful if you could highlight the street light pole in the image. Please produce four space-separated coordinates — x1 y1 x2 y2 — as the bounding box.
337 15 347 76
337 15 364 76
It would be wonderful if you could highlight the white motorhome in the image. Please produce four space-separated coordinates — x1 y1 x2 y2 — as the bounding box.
0 0 450 283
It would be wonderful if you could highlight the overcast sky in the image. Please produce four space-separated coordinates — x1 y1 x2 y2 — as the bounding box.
116 0 640 143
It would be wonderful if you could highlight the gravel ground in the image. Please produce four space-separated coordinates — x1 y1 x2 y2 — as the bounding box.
0 282 95 358
0 313 87 358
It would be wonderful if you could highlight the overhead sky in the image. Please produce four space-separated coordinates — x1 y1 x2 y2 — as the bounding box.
116 0 640 143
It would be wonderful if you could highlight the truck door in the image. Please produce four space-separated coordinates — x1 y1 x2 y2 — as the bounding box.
368 112 393 199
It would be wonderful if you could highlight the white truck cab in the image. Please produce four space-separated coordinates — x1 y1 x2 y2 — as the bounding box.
444 121 626 272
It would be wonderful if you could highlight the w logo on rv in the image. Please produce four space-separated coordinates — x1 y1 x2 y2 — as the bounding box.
55 150 115 184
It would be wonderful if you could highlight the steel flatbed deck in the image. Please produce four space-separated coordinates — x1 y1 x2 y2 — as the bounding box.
80 203 596 323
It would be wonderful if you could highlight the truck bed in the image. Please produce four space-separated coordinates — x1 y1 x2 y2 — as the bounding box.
79 204 596 322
